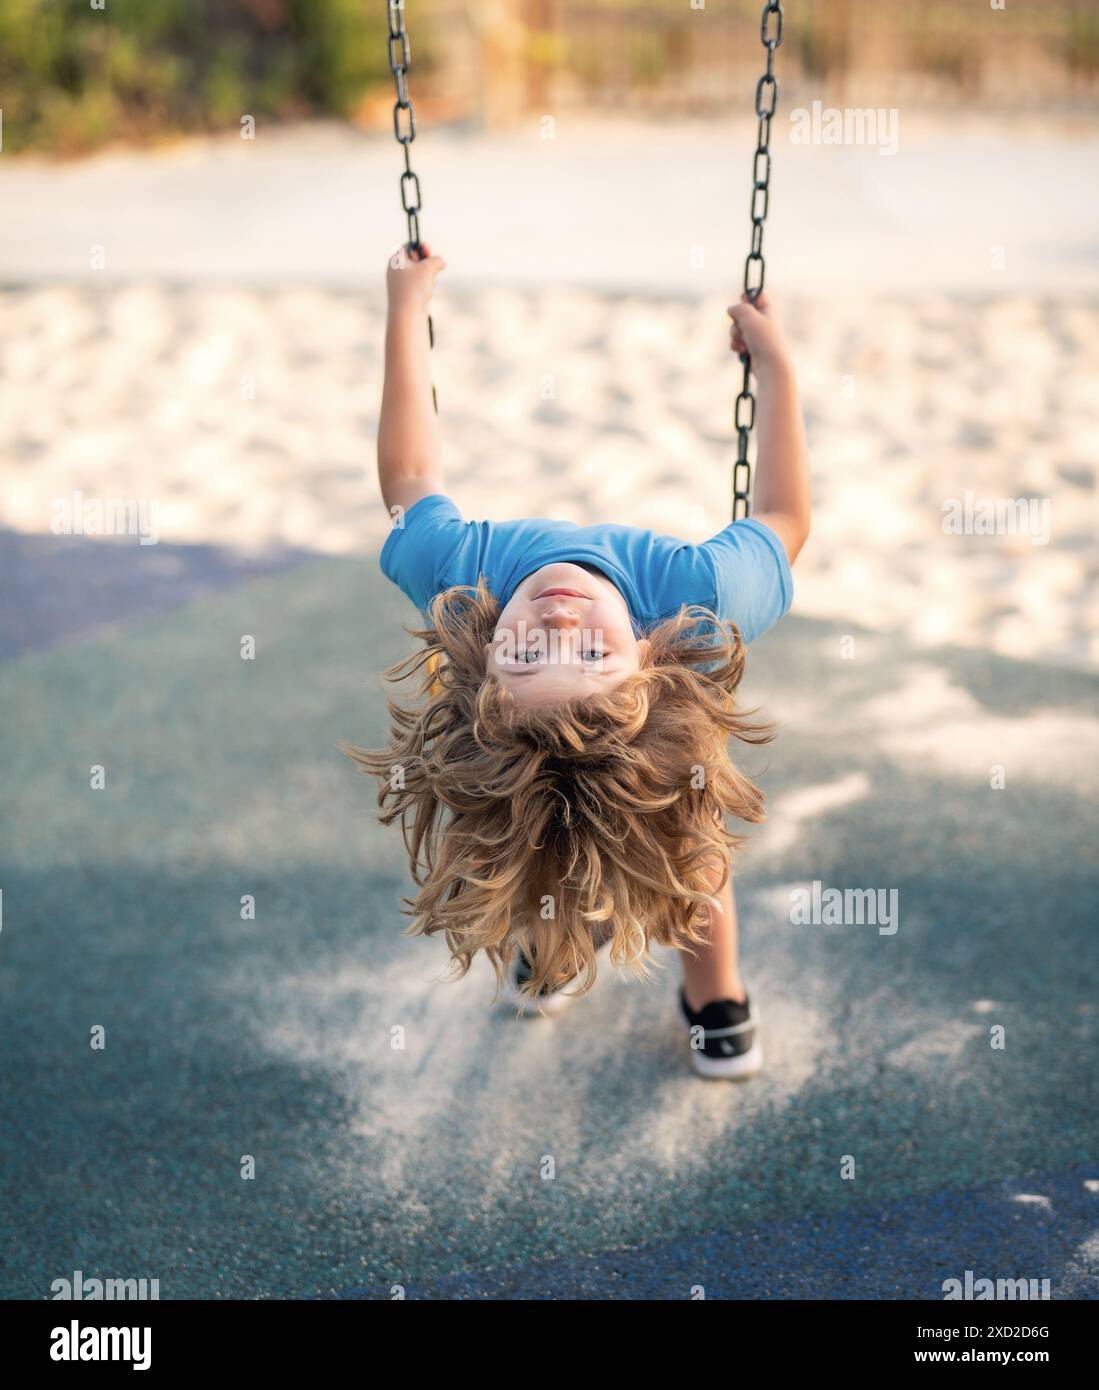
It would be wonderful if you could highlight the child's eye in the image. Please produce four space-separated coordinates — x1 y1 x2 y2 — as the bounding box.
581 650 605 662
520 649 542 663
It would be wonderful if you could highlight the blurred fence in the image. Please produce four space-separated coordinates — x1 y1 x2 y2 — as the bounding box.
426 0 1099 125
2 0 1097 154
523 0 1099 113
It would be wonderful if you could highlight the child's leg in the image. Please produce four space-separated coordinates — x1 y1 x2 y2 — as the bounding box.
680 874 747 1011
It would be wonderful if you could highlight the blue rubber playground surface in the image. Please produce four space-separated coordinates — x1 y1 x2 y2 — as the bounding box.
2 540 1097 1300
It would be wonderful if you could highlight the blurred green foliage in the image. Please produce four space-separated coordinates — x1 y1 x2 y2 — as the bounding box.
0 0 1093 154
0 0 397 152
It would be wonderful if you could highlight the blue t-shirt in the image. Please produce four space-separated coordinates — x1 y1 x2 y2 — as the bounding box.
380 494 793 644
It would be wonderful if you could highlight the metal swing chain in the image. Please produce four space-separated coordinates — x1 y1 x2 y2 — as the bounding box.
733 0 784 520
386 0 437 411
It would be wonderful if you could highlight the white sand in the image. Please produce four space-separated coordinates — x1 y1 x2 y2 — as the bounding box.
2 119 1096 666
3 279 1096 668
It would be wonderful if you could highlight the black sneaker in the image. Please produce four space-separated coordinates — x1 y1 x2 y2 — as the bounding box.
502 936 612 1017
679 988 763 1079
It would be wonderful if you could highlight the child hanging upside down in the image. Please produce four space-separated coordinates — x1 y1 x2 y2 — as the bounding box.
346 243 810 1079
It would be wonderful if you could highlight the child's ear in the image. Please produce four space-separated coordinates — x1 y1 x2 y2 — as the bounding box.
637 638 652 666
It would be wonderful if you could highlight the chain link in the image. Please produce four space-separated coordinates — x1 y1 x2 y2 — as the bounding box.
387 1 436 408
388 2 781 443
734 1 783 520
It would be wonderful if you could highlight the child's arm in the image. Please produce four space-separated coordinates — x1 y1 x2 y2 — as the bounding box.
727 291 811 564
378 244 447 515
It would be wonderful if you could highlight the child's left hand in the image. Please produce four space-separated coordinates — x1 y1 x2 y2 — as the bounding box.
386 242 446 317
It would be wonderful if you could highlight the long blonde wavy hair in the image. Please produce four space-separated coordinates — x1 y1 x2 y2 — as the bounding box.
344 580 771 1001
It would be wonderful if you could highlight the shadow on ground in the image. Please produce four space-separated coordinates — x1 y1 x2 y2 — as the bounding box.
0 528 313 662
1 552 1096 1298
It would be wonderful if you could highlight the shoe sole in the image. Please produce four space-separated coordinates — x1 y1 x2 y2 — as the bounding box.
688 1037 764 1079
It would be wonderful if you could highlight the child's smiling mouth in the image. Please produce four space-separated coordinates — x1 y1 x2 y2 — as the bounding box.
535 587 588 599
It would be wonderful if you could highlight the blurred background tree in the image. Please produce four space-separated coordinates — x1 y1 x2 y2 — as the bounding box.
0 0 397 153
0 0 1095 156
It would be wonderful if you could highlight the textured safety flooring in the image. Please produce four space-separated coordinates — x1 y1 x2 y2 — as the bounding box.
1 555 1096 1299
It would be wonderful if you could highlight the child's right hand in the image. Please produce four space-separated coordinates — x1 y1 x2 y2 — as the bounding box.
386 242 446 316
727 291 790 373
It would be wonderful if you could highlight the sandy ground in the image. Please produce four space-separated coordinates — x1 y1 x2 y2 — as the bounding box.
3 119 1097 667
3 280 1096 667
2 560 1096 1298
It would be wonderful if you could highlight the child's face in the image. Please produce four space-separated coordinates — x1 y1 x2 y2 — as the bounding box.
487 563 650 705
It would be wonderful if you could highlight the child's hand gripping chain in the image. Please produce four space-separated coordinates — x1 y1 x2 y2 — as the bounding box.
727 290 811 565
386 241 447 317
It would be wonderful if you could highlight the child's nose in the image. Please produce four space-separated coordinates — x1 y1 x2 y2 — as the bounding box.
542 607 581 628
